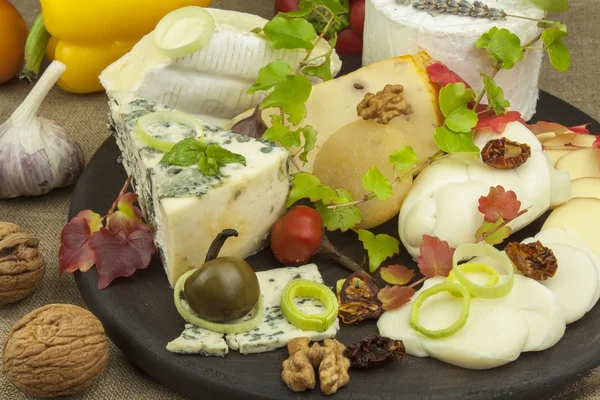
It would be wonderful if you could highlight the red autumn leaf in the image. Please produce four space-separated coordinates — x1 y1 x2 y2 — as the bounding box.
474 111 522 134
377 285 417 311
417 235 455 278
426 61 471 88
478 186 521 223
526 121 591 136
380 264 415 285
593 136 600 150
570 124 591 134
89 228 156 289
106 192 151 237
59 210 104 275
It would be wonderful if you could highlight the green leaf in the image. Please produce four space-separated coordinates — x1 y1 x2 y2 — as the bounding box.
302 57 333 81
542 27 571 72
445 108 478 133
439 83 475 117
299 125 318 163
333 188 354 203
481 73 510 115
279 1 314 17
263 114 302 149
476 27 524 69
287 172 338 207
198 156 220 176
434 127 480 154
357 229 400 272
389 146 418 171
205 144 246 166
529 0 570 13
263 16 317 50
251 27 263 34
362 167 393 200
313 0 347 14
160 138 207 166
262 75 312 125
329 33 338 48
315 201 361 232
248 60 295 94
475 218 512 245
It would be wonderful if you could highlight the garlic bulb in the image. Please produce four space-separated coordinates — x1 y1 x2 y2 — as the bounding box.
0 61 84 199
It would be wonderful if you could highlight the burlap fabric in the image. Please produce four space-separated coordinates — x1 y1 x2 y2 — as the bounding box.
0 0 599 399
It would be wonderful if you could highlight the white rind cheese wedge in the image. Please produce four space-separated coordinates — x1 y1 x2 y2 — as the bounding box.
231 54 442 173
398 122 571 258
167 264 339 356
108 91 290 286
363 0 544 120
101 8 341 126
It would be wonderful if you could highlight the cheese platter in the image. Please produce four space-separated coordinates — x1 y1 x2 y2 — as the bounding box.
4 0 600 398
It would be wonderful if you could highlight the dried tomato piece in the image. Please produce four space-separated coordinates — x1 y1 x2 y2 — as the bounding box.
481 137 531 169
505 241 558 280
338 272 383 324
343 336 406 369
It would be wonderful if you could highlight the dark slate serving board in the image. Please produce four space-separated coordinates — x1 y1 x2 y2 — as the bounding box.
71 55 600 400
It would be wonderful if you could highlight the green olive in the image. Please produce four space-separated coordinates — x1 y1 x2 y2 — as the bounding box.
183 256 260 323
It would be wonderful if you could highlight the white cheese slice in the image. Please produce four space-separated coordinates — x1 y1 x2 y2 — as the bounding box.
363 0 545 120
101 8 341 126
108 91 290 286
166 324 228 356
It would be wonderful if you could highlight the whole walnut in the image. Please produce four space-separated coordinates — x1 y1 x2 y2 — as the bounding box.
0 222 45 305
2 304 110 397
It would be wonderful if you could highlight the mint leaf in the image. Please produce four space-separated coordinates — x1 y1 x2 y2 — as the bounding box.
439 83 475 117
160 138 206 166
481 73 510 115
206 144 246 166
362 166 393 200
262 75 312 124
445 108 478 133
302 57 333 81
389 146 418 171
529 0 570 13
542 27 571 72
476 27 523 69
316 201 361 232
198 156 220 176
248 60 295 94
357 229 400 272
263 114 302 149
263 16 317 50
299 125 317 163
287 172 338 207
434 127 480 154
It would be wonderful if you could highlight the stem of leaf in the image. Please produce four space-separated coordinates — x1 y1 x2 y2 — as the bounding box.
543 144 589 150
106 176 132 217
522 33 543 49
408 276 427 289
505 14 554 25
523 47 545 51
297 16 335 74
290 156 303 173
474 208 530 243
472 67 500 111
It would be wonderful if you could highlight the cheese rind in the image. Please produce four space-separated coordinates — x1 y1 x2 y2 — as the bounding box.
108 91 290 286
363 0 544 120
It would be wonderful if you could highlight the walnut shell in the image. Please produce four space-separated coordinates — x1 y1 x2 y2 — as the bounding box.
0 222 45 305
2 304 109 397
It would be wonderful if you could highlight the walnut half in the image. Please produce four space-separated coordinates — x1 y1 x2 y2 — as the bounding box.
0 222 45 305
2 304 109 398
357 84 412 124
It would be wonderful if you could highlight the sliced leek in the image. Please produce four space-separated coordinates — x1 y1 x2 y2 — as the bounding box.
410 282 471 339
446 263 500 297
452 243 514 299
281 279 338 332
174 269 263 334
137 111 203 152
153 6 216 59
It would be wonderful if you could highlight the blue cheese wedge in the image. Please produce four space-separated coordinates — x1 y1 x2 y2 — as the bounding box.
166 324 228 356
107 91 290 286
167 264 340 355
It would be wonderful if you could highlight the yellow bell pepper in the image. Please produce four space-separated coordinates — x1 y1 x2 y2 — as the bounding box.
24 0 213 93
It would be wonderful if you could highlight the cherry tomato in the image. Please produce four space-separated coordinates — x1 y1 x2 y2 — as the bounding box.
270 206 324 266
335 28 363 55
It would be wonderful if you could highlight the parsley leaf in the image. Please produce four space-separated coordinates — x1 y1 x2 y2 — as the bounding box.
299 125 317 163
302 56 333 81
198 156 220 176
529 0 570 13
434 127 480 154
262 75 312 124
263 16 317 50
476 27 524 69
160 138 206 166
389 146 418 171
248 60 295 94
316 200 361 232
263 114 302 149
542 27 571 72
481 73 510 115
357 229 400 272
287 172 337 207
362 166 393 200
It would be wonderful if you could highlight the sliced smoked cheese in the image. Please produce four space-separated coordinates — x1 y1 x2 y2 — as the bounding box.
571 177 600 200
543 198 600 256
555 148 600 180
543 134 597 166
